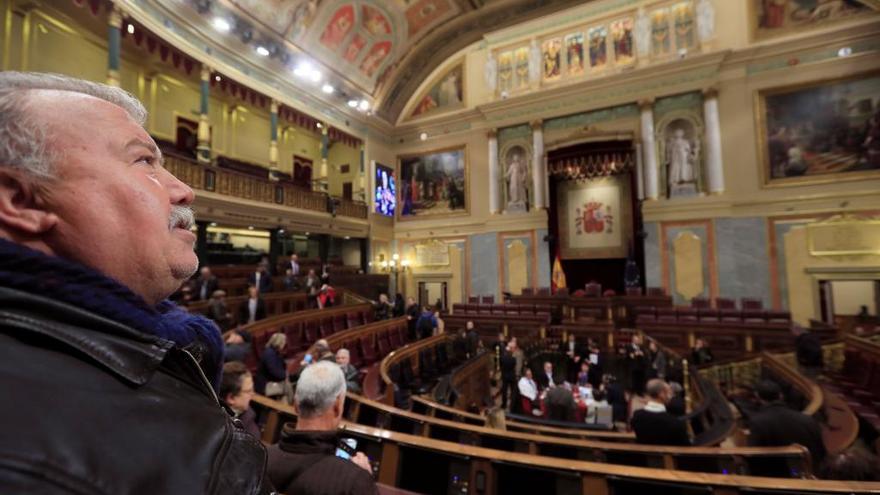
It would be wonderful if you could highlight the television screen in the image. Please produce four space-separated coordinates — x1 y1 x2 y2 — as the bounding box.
374 163 396 217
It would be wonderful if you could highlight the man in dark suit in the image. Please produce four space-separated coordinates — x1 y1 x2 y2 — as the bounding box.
193 266 219 301
748 380 826 470
465 321 480 358
287 253 301 277
499 345 518 410
248 261 273 294
559 334 585 383
537 361 559 391
628 335 649 396
631 379 691 446
238 285 267 325
545 378 577 422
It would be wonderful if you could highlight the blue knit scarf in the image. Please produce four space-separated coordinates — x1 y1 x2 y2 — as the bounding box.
0 238 224 389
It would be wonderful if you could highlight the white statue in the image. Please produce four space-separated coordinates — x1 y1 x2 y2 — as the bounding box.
634 7 651 58
484 55 497 93
528 39 541 83
696 0 715 43
506 153 529 207
667 129 697 187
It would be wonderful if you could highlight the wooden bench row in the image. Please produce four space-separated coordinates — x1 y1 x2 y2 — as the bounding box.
247 394 880 492
636 306 792 324
186 291 308 326
826 335 880 432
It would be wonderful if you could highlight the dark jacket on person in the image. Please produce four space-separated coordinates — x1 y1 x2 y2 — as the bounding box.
605 381 628 422
545 387 577 422
238 297 267 324
748 401 826 469
537 370 561 391
224 328 253 363
0 240 269 494
795 332 824 369
248 270 273 293
631 407 691 446
340 363 362 394
466 329 480 357
267 427 378 495
193 275 219 300
691 346 714 366
255 346 287 395
500 350 518 382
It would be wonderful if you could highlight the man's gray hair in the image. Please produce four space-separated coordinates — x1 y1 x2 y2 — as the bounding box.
0 71 147 180
295 360 346 419
336 348 349 358
646 378 668 400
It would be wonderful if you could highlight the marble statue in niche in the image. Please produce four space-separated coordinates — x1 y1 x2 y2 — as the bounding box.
505 146 529 212
665 123 700 197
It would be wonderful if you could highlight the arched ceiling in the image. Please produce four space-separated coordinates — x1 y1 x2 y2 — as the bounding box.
167 0 589 124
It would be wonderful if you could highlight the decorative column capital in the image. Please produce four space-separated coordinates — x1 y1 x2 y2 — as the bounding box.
200 64 211 82
529 119 543 131
638 98 655 111
270 99 279 114
321 123 329 136
487 128 497 139
702 86 719 99
108 5 123 29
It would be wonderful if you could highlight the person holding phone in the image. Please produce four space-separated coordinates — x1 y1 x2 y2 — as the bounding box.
267 361 378 494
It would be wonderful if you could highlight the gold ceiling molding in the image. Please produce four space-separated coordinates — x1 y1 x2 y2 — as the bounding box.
807 214 880 257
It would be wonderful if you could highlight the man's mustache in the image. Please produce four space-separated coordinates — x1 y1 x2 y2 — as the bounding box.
168 206 195 231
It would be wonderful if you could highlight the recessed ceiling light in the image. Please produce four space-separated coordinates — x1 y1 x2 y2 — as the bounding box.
419 132 428 141
209 222 217 227
214 75 221 82
838 46 852 57
344 236 351 240
347 99 358 108
212 17 231 33
256 46 269 57
316 122 323 129
126 24 135 34
293 62 309 77
305 232 310 236
248 225 254 230
358 99 369 111
321 83 334 94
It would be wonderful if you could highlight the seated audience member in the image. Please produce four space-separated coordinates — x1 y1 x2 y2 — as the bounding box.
748 380 826 469
193 266 219 301
0 72 267 492
416 306 438 339
631 379 691 446
220 362 260 438
586 389 612 425
792 322 824 376
405 296 420 340
374 293 394 320
238 285 266 325
205 289 233 331
603 375 628 424
485 407 507 430
318 283 336 308
248 261 273 293
224 327 253 363
313 339 336 363
518 367 540 413
666 381 686 417
282 268 299 291
690 337 714 366
545 378 577 422
267 361 377 494
819 447 880 481
537 361 558 391
577 360 591 387
255 333 288 399
336 348 362 394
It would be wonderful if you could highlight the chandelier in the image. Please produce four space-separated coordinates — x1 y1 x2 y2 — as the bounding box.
548 152 635 181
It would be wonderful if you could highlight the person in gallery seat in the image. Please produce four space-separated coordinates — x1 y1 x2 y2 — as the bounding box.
205 289 233 331
0 72 269 493
630 379 691 446
748 380 826 470
518 367 540 413
192 265 219 301
248 260 273 293
220 361 260 439
238 284 267 324
690 337 715 366
792 322 824 377
336 348 362 394
267 361 378 495
537 361 560 391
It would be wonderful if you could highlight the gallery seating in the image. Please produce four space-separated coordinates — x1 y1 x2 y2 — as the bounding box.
186 291 308 325
825 335 880 431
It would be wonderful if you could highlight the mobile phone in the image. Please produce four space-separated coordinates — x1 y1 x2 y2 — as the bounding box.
335 438 357 460
304 354 313 364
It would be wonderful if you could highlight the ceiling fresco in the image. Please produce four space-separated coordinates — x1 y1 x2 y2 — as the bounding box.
167 0 591 122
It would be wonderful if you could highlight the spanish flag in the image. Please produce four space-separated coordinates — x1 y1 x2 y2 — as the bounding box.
551 254 567 293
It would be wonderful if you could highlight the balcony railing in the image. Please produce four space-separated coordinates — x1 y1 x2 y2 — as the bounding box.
163 154 368 220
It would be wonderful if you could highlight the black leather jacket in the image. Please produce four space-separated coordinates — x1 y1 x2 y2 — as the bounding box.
0 287 272 494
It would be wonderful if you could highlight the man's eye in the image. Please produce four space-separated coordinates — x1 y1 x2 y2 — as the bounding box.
136 155 155 166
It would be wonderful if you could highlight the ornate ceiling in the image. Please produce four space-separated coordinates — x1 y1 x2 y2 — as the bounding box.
167 0 588 123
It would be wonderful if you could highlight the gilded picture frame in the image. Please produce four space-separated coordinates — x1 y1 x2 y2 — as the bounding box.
755 71 880 188
396 145 469 221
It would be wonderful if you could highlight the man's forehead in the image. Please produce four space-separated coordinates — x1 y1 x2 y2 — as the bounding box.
29 89 148 141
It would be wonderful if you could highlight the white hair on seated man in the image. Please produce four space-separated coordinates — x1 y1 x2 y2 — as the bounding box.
0 71 146 180
294 360 347 420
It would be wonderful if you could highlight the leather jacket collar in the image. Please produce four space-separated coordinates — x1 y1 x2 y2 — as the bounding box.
0 286 172 385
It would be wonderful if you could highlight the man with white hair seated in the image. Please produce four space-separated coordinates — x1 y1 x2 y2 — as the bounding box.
336 348 362 394
267 361 378 494
0 72 269 492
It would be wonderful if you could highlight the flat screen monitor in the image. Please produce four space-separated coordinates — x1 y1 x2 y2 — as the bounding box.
374 163 396 217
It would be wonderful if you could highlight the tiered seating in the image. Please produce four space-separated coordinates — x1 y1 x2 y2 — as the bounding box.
186 291 308 325
635 305 791 325
378 334 457 405
826 335 880 431
452 302 554 317
238 303 372 369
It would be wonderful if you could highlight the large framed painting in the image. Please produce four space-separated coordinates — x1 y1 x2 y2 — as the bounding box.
750 0 870 40
398 146 468 220
757 72 880 187
557 175 633 260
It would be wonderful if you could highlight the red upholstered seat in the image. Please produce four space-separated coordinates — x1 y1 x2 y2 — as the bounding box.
720 309 742 322
452 303 466 314
522 288 534 296
535 304 551 316
360 337 377 364
304 321 318 343
657 307 677 322
691 297 711 309
362 310 374 324
396 324 408 344
333 314 347 332
743 310 766 322
646 287 665 296
626 287 642 296
481 295 495 304
677 307 698 321
741 298 764 311
584 282 602 297
715 298 736 310
478 305 492 315
388 328 403 349
346 312 361 328
491 304 506 315
348 343 364 368
698 308 720 322
283 323 304 352
506 305 520 316
377 332 391 357
537 287 551 296
468 296 479 303
766 310 791 322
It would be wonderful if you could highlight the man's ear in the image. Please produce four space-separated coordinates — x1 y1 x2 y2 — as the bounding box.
0 169 57 234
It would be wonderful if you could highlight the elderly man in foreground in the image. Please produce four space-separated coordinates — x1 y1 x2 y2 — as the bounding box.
268 360 378 494
0 72 269 493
